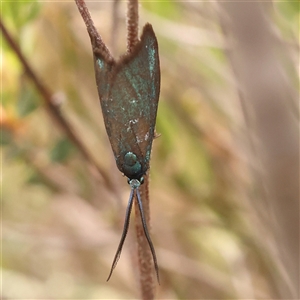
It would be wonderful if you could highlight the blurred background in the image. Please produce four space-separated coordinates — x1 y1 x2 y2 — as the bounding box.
1 1 299 299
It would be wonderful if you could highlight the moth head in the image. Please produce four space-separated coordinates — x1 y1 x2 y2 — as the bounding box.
127 177 144 189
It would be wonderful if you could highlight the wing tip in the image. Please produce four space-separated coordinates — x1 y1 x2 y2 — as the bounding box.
141 23 158 45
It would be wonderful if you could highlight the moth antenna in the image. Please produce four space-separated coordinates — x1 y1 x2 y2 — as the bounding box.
136 188 160 284
107 188 135 281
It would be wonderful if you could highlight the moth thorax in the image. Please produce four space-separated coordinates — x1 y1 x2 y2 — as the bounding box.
123 152 142 179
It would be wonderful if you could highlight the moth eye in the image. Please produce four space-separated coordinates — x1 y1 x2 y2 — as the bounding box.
140 177 144 185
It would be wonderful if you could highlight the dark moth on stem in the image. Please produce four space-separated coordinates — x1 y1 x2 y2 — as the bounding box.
93 24 160 281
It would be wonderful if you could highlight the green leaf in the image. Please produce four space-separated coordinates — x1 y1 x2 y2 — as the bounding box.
50 138 75 163
17 85 39 117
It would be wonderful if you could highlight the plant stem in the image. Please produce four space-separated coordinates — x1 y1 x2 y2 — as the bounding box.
127 0 139 53
74 0 112 59
126 1 157 297
134 175 155 300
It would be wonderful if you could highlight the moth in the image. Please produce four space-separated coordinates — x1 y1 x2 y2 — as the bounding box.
92 23 160 282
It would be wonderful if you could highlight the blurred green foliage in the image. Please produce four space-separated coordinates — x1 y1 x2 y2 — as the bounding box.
50 138 76 163
2 1 41 31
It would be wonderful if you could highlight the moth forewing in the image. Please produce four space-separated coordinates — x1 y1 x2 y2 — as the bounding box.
97 24 160 179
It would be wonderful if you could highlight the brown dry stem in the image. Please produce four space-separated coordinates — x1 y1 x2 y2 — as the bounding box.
127 0 139 53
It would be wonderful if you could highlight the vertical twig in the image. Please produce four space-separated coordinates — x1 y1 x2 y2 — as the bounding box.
110 0 121 55
127 0 139 53
127 0 156 298
0 19 113 191
134 175 156 299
